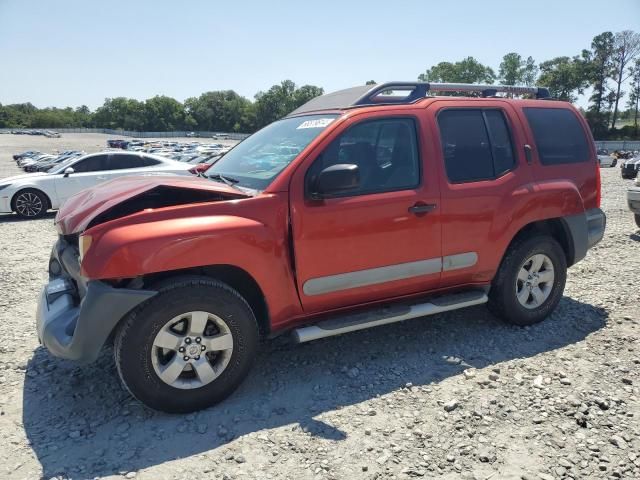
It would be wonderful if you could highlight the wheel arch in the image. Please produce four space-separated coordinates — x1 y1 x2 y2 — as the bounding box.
503 217 576 267
140 265 271 336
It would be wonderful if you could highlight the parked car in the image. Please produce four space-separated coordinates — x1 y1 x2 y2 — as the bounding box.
107 139 129 149
13 150 41 161
0 152 193 218
621 155 640 179
627 175 640 228
597 149 616 167
36 82 605 413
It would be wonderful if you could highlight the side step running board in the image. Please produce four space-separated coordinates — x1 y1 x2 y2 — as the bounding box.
292 290 488 343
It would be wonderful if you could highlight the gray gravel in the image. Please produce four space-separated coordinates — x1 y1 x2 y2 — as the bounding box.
0 136 638 480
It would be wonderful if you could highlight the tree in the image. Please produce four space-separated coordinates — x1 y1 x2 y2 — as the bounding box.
537 55 589 102
627 58 640 137
143 96 185 131
253 80 323 128
610 30 640 129
184 90 253 132
365 80 376 85
499 52 525 85
522 56 538 86
418 56 496 85
588 32 616 115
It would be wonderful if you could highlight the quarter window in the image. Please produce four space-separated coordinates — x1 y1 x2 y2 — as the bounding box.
437 109 515 183
307 118 420 196
523 108 589 165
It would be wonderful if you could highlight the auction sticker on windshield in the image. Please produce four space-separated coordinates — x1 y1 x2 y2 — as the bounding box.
297 118 335 129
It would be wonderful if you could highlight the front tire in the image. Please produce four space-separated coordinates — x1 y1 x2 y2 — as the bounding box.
114 276 259 413
635 214 640 229
488 235 567 326
12 189 48 219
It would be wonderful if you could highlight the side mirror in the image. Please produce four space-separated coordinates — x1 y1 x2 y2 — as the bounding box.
63 167 74 177
312 164 360 198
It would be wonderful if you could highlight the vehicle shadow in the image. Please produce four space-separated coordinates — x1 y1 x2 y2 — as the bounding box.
23 296 607 478
0 211 56 223
630 232 640 242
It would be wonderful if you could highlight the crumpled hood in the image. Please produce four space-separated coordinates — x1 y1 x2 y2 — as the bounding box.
55 174 250 234
0 172 48 185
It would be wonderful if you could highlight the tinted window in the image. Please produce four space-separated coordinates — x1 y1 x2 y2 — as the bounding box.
523 108 589 165
484 110 515 176
108 154 160 170
307 118 420 196
438 110 494 182
72 154 109 172
438 109 515 183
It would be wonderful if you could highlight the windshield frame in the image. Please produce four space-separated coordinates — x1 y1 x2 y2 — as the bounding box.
204 113 340 191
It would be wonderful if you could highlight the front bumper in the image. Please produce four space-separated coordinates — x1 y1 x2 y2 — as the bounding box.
628 187 640 214
36 237 157 363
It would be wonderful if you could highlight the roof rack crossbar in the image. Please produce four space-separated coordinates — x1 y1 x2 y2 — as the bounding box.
353 82 550 106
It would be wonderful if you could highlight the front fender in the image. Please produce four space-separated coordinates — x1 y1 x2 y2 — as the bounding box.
81 214 302 326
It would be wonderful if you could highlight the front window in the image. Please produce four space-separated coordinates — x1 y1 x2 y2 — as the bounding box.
205 114 339 190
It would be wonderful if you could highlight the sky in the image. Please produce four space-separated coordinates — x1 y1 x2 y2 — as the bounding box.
1 0 639 110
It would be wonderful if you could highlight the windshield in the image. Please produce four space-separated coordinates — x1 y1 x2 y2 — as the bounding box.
205 114 339 190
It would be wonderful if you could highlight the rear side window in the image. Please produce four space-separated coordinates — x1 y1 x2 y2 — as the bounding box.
437 109 515 183
72 154 109 172
523 108 589 165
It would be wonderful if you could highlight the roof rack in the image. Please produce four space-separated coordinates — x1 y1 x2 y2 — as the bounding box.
287 82 551 116
353 81 550 106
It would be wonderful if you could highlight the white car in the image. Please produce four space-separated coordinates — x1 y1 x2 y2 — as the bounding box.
597 149 616 167
0 151 193 219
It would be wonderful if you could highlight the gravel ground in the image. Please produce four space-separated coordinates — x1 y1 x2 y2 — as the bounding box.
0 136 638 480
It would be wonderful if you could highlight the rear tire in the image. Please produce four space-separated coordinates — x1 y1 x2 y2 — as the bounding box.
12 189 48 219
635 214 640 229
114 276 259 413
488 235 567 326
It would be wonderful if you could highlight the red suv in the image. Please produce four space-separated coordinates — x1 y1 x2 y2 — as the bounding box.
37 82 605 412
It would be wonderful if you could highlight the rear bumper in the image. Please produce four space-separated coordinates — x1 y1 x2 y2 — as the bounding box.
562 208 606 265
35 236 157 363
621 164 639 178
628 187 640 214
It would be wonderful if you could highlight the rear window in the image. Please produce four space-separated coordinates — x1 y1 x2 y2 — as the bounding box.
523 108 589 165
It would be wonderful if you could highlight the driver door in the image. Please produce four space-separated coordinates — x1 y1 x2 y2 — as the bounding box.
54 154 109 204
289 112 442 313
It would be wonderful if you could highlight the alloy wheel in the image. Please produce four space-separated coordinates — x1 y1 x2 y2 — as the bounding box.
15 192 44 217
151 311 234 389
515 253 555 309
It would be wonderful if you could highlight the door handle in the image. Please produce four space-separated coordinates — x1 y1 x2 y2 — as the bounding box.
97 176 107 180
524 144 533 165
408 203 437 215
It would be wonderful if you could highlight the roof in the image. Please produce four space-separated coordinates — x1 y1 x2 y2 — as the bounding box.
288 82 551 116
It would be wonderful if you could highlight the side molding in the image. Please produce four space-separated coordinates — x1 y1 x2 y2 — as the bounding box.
303 252 478 296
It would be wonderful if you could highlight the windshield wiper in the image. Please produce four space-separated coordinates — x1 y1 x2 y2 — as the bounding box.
208 173 240 186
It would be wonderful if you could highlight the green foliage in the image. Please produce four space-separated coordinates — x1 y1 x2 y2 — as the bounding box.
0 80 323 133
538 55 590 102
418 56 496 85
498 52 525 85
253 80 324 129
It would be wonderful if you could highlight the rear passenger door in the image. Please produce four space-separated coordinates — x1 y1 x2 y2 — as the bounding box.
428 101 533 288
